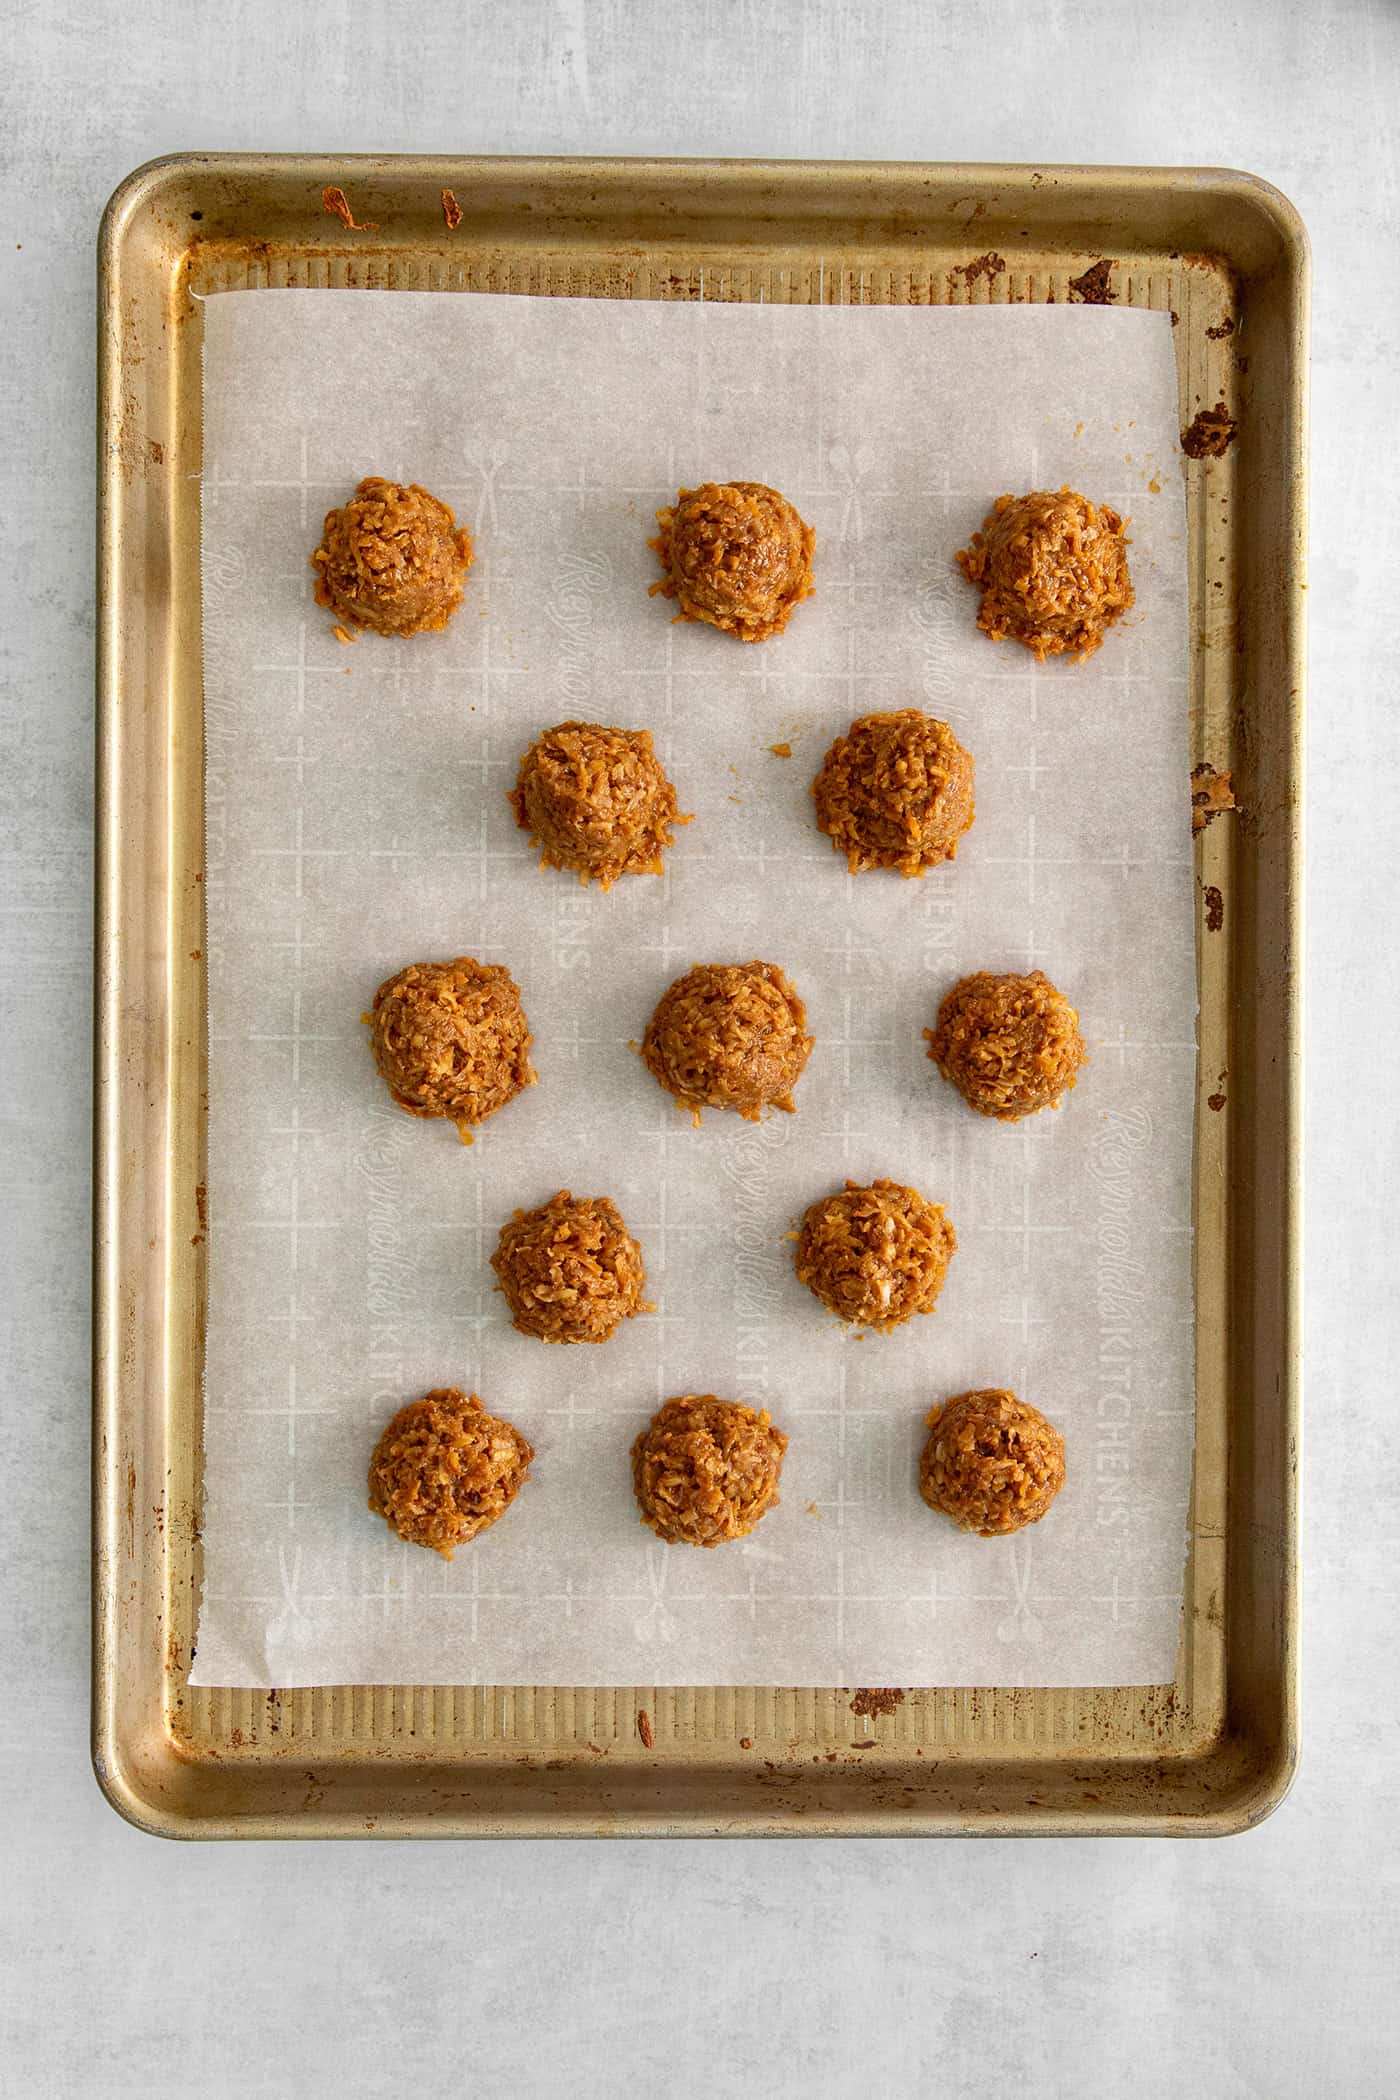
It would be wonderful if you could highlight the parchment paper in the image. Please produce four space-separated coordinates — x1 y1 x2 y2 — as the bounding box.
192 290 1194 1689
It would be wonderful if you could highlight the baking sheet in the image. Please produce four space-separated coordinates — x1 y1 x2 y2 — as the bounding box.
191 289 1194 1690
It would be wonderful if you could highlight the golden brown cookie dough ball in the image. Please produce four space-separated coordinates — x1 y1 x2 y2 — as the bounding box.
368 1388 533 1558
508 721 690 889
650 481 815 642
795 1179 957 1333
491 1189 650 1344
812 709 975 877
641 961 814 1124
926 969 1086 1122
311 476 474 637
631 1395 788 1546
919 1389 1066 1536
955 487 1133 663
367 956 536 1143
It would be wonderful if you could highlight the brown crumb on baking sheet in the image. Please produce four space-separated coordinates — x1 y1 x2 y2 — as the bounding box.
850 1687 905 1718
332 624 356 645
769 741 793 758
1204 885 1224 932
739 1737 753 1750
321 186 377 232
1068 259 1116 304
1205 315 1236 340
441 188 463 230
637 1708 655 1749
1191 764 1237 834
1182 402 1237 458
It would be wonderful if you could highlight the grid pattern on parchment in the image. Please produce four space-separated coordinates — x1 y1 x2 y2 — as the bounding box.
193 292 1195 1689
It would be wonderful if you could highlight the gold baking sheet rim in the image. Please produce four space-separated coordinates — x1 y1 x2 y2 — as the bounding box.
94 155 1305 1838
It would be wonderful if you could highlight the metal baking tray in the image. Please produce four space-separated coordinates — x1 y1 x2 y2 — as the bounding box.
94 155 1306 1837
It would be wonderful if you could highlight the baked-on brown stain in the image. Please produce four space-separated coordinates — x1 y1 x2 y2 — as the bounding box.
812 710 974 876
795 1179 956 1333
1204 885 1225 932
1191 763 1237 834
927 970 1087 1122
641 961 813 1124
850 1688 905 1718
509 721 689 889
491 1190 650 1344
1181 402 1237 458
950 251 1005 290
956 488 1133 662
920 1390 1066 1536
1205 315 1236 340
1208 1092 1227 1113
367 956 536 1143
649 481 815 641
367 1389 533 1559
631 1396 788 1547
312 477 473 636
441 188 463 230
1068 258 1117 303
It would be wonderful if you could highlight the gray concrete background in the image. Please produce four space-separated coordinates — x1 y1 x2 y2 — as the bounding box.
2 3 1394 2094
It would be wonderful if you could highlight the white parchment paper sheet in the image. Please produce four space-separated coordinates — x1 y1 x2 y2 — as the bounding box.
192 290 1194 1689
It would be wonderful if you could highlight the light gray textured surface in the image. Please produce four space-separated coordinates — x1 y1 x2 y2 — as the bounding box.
1 2 1394 2094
